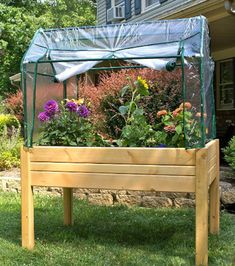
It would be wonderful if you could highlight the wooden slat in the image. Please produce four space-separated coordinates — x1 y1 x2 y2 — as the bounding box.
31 171 195 192
30 162 196 176
209 139 220 234
206 140 216 160
195 148 208 266
208 164 216 185
29 146 196 165
208 155 216 169
21 147 34 250
63 188 73 226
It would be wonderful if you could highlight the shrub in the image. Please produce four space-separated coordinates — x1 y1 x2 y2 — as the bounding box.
4 90 23 124
0 96 7 114
223 136 235 170
0 114 20 133
0 126 22 170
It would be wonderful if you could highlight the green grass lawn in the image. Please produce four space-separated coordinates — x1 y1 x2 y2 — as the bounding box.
0 192 234 266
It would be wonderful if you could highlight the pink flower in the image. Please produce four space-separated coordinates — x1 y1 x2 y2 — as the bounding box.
196 112 207 118
157 110 167 118
164 125 176 133
173 107 183 117
179 102 192 110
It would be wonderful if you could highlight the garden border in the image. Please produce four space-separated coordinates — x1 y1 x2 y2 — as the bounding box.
21 139 220 266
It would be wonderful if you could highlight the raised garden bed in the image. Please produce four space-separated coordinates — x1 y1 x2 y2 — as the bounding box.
21 139 219 266
20 16 219 266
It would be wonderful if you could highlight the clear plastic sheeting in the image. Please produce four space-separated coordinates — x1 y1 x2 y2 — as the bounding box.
23 17 203 82
21 16 216 148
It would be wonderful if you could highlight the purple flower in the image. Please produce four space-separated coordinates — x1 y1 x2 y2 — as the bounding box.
77 105 90 118
44 100 59 116
65 101 78 112
157 144 167 148
38 112 50 122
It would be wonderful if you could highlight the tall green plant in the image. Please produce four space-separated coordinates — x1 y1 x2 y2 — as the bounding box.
116 77 157 147
223 136 235 170
0 1 96 96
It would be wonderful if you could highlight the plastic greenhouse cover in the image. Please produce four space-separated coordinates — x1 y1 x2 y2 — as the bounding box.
23 16 208 82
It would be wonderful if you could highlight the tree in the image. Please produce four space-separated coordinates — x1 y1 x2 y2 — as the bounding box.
0 1 96 96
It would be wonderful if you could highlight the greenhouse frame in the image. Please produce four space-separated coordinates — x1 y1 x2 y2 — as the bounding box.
21 15 215 148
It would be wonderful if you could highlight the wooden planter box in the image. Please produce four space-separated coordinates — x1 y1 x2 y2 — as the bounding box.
21 139 220 266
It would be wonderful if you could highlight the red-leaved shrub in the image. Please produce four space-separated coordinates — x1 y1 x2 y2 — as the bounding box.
5 90 23 124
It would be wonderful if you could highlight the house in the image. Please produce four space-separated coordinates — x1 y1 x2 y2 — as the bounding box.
97 0 235 146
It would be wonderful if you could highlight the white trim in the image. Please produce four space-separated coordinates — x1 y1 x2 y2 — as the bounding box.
141 0 160 13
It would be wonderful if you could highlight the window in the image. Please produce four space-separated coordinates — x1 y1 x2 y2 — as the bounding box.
142 0 160 11
216 58 235 110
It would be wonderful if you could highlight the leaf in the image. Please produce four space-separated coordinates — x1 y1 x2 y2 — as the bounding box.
133 108 144 116
175 125 182 135
138 87 149 96
119 105 129 115
121 85 129 97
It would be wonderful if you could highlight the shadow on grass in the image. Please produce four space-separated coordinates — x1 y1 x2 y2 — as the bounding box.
34 197 196 252
0 194 195 249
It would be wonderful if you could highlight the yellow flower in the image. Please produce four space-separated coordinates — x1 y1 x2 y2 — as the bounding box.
77 98 84 105
137 76 148 90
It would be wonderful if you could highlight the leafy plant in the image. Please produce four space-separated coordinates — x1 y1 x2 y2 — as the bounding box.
38 99 109 147
0 113 20 133
223 136 235 170
116 77 158 147
154 102 201 148
114 77 200 148
0 96 7 114
0 126 22 170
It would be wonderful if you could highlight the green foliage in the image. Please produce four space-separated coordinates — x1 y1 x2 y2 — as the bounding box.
0 126 22 170
0 1 96 96
0 96 7 113
115 77 199 148
0 113 20 133
116 77 157 147
223 136 235 170
154 107 201 148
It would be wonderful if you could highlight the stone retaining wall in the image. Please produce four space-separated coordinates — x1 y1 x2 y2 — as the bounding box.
0 167 234 208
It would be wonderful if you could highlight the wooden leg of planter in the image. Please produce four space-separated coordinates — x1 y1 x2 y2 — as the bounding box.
63 188 73 226
195 148 208 266
209 139 220 234
21 147 34 249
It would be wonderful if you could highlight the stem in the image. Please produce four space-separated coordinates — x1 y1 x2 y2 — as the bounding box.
126 79 137 125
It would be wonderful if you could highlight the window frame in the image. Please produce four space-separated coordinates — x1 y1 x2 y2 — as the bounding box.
216 58 235 110
141 0 160 12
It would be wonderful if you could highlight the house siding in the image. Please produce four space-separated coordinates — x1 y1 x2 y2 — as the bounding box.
97 0 106 25
97 0 208 25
